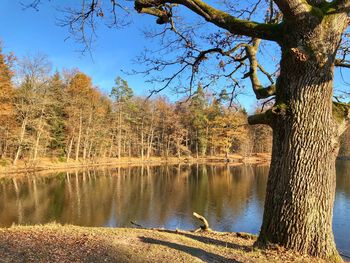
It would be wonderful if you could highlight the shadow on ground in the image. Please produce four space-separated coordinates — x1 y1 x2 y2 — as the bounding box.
158 230 252 252
139 236 243 263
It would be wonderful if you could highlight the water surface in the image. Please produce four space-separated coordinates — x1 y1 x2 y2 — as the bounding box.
0 162 349 255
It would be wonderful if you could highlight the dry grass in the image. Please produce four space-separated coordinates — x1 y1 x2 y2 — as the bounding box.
0 224 327 263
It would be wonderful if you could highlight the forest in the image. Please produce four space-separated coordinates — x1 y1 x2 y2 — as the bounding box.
2 47 349 166
0 48 276 166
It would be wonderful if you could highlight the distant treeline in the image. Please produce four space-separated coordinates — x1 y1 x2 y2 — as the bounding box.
0 49 280 165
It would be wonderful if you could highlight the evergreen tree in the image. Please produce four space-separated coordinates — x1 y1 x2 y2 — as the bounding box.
47 72 67 157
188 85 208 157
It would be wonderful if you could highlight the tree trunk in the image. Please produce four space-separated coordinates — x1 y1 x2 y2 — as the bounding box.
141 118 144 160
1 129 9 158
256 15 348 262
33 129 42 161
33 110 44 161
13 118 27 165
87 140 93 159
147 126 154 159
75 110 83 161
83 111 93 160
195 130 199 158
66 136 74 162
177 139 181 158
165 137 170 158
108 134 114 158
258 77 340 259
118 108 122 160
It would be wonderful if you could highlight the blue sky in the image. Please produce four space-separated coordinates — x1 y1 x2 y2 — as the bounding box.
1 1 349 111
1 1 154 95
0 0 262 110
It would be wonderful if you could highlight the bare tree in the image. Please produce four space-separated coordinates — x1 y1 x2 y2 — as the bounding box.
13 54 52 164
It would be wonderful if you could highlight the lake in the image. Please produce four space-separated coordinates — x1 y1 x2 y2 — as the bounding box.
0 161 349 256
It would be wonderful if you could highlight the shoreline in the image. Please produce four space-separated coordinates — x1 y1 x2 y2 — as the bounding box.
0 153 271 176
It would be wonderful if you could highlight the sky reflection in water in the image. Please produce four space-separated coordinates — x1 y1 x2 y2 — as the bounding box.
0 162 349 255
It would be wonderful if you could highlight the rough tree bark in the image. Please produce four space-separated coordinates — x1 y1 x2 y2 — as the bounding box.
249 9 349 262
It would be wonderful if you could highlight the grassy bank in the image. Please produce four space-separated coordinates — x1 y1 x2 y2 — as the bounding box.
0 224 326 263
0 153 271 175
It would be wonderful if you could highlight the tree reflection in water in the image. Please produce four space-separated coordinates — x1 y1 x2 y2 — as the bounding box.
0 162 348 253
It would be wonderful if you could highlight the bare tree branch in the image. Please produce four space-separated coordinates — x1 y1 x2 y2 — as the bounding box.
135 0 281 41
335 58 350 68
21 0 43 10
244 39 276 99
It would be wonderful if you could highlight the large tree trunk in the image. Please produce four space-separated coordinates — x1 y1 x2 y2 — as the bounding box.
258 73 340 260
256 14 349 262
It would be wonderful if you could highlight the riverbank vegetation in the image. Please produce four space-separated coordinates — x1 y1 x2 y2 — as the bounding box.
0 48 273 169
1 47 349 173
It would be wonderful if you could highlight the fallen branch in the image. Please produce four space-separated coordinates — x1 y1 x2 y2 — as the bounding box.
193 212 212 232
130 221 144 228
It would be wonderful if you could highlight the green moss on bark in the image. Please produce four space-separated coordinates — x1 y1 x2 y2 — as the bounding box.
333 102 350 124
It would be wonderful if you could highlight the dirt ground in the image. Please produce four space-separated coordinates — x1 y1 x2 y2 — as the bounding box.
0 224 330 263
